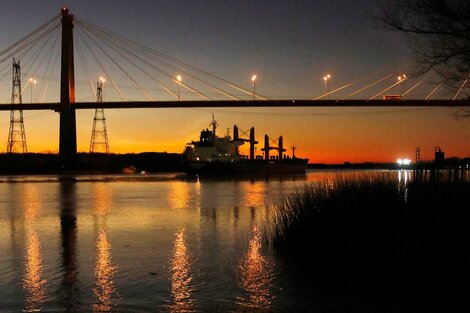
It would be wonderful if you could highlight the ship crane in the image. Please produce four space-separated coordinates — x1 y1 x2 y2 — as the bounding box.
291 145 297 159
233 125 258 159
261 135 287 161
210 114 219 138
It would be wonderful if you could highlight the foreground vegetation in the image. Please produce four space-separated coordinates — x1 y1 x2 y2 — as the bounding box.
268 175 470 311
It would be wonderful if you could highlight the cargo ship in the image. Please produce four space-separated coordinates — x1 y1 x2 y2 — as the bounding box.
182 116 308 175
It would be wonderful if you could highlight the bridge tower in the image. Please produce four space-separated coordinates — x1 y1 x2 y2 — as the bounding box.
89 80 110 153
59 7 77 167
6 58 27 153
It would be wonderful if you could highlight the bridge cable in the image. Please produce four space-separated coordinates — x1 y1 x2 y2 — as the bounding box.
77 23 176 99
6 24 60 103
315 69 393 100
77 26 155 101
369 77 408 100
425 83 442 100
77 23 172 100
403 81 423 97
27 27 61 103
75 28 127 101
39 36 61 104
75 16 266 100
77 20 217 100
453 79 468 100
0 15 60 60
76 36 97 101
78 20 236 100
0 22 60 85
341 74 394 99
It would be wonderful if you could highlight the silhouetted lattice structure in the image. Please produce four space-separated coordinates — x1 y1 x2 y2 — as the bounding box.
7 58 27 153
89 80 110 153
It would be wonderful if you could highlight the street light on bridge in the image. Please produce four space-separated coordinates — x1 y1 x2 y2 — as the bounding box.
323 74 331 100
176 75 182 101
251 75 257 100
29 78 37 103
398 74 406 97
99 76 105 101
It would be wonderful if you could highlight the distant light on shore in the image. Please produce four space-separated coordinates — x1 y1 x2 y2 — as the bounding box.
397 158 411 166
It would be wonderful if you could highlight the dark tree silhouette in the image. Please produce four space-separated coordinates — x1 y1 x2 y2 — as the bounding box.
381 0 470 117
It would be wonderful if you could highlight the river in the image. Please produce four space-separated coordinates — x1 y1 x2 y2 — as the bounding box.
0 170 414 312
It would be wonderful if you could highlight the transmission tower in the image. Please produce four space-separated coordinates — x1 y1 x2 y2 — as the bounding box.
7 58 27 153
89 79 110 153
415 147 421 163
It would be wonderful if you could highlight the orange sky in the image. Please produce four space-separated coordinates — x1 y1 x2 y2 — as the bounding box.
8 106 469 164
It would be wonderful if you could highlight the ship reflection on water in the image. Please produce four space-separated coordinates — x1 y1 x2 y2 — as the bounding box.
237 226 274 309
168 228 196 313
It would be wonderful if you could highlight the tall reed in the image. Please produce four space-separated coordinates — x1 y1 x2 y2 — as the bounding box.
266 175 470 311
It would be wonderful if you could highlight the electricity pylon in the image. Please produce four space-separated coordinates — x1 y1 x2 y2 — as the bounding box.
89 79 110 153
7 58 27 153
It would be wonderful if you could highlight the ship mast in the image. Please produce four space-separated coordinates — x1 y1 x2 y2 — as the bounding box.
210 114 219 138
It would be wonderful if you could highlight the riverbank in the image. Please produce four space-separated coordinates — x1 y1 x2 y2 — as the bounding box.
0 152 183 174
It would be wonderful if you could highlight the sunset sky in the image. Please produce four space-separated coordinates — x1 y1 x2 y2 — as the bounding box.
0 0 468 163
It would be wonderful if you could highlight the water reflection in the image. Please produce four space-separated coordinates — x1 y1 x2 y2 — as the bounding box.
93 229 118 312
244 182 265 209
398 170 410 202
23 186 46 312
237 226 273 309
59 181 80 311
92 183 118 312
93 183 112 216
168 228 196 313
397 170 410 185
168 182 191 209
7 185 22 288
233 206 239 227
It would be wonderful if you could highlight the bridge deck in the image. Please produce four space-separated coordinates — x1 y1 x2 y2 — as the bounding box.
0 99 468 111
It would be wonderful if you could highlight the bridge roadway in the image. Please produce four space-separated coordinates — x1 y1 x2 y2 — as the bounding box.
0 99 468 111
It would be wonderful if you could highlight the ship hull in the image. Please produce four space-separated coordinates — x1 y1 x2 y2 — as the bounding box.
184 159 308 175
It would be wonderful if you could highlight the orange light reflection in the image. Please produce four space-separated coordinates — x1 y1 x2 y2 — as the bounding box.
23 187 46 312
168 228 195 313
93 183 112 216
93 229 118 312
168 182 190 209
237 226 273 309
244 182 265 209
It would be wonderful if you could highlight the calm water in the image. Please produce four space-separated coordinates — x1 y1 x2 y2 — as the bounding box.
0 170 417 312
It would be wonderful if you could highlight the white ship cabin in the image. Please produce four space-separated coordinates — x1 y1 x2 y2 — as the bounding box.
183 128 244 163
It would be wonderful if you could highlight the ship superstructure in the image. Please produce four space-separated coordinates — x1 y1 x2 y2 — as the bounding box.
182 115 308 175
183 115 244 163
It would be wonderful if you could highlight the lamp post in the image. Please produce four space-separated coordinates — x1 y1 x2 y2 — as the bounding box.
323 74 331 100
99 76 105 101
176 75 182 101
398 74 406 97
29 78 37 103
251 75 257 100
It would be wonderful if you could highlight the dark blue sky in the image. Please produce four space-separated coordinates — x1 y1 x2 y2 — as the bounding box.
0 0 408 97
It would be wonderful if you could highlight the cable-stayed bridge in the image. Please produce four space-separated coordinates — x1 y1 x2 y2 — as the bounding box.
0 8 469 166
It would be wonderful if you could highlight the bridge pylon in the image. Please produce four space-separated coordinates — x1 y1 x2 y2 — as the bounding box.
59 7 77 168
7 58 27 153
